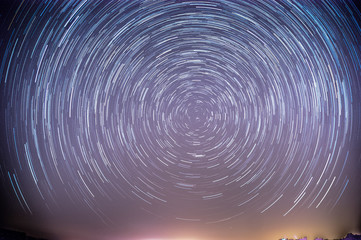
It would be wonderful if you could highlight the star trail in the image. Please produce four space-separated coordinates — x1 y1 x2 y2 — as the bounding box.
0 1 361 240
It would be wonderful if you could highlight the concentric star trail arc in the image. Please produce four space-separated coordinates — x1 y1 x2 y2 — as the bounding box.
0 1 360 239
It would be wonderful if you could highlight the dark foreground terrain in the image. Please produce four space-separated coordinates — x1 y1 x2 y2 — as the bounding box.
1 228 361 240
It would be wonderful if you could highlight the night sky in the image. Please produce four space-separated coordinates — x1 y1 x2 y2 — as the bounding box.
0 1 361 240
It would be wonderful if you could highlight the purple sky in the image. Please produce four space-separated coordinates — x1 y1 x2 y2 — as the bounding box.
0 1 361 239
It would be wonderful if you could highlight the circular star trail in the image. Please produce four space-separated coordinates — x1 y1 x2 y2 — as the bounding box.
1 0 361 226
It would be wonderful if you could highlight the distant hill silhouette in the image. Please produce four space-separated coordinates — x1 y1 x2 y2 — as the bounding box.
281 234 361 240
343 233 361 240
0 228 48 240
